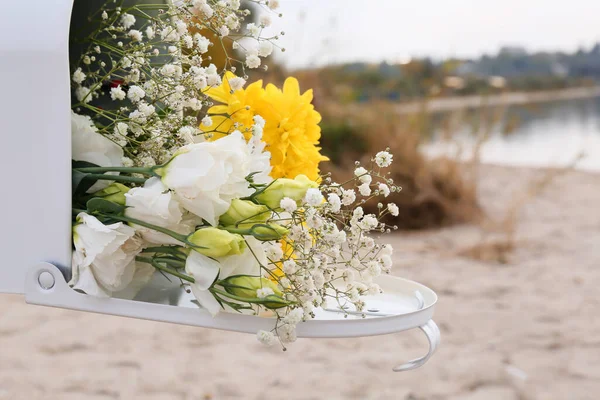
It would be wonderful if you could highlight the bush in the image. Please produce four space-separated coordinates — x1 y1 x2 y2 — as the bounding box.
319 102 483 230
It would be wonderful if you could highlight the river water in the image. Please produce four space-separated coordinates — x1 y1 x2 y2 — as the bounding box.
424 96 600 172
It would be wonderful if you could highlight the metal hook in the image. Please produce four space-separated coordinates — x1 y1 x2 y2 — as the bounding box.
322 290 441 372
392 290 440 372
392 319 441 372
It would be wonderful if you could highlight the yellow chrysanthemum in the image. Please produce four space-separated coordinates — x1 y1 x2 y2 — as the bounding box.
203 72 265 141
202 72 328 180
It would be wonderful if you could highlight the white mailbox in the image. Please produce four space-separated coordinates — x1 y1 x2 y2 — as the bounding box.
0 0 73 292
0 0 439 371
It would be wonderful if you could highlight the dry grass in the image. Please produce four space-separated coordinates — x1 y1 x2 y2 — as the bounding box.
462 158 583 264
319 101 484 230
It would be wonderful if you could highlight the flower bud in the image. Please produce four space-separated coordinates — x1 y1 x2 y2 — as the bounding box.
221 275 288 309
92 183 129 205
249 223 289 241
255 174 318 209
219 199 270 228
187 227 246 258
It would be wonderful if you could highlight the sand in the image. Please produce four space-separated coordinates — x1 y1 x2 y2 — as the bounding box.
0 164 599 400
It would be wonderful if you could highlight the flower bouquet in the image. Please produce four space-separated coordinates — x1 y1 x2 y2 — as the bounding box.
69 0 403 347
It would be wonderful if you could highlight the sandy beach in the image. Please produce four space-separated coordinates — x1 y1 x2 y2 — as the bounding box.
0 164 599 400
394 86 600 114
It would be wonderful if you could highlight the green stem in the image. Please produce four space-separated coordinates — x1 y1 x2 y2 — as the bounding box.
142 246 188 259
84 174 147 184
153 257 185 269
136 256 195 283
92 211 189 243
75 166 155 176
222 226 251 236
210 288 290 306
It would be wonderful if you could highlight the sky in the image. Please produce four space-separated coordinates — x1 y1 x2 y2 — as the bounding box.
261 0 600 69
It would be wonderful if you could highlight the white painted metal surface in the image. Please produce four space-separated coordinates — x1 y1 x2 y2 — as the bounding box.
0 0 74 293
27 262 438 338
26 262 440 370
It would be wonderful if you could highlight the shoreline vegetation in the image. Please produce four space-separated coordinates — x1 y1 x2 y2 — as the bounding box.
318 85 599 231
395 85 600 114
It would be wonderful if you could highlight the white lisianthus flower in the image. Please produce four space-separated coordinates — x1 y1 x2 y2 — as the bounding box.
159 131 254 226
185 251 222 316
125 177 200 245
185 236 267 316
70 213 145 298
71 111 123 192
215 237 267 279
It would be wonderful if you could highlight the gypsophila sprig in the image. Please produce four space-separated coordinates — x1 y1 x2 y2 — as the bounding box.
70 0 280 167
216 148 403 347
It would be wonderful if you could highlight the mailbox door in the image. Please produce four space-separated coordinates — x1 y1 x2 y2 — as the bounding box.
0 0 74 293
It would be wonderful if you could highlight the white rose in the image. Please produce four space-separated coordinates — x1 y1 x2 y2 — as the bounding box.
125 177 200 245
70 213 145 298
71 111 123 192
159 131 254 226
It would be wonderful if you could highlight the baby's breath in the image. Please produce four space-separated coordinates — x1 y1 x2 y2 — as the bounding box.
70 0 279 166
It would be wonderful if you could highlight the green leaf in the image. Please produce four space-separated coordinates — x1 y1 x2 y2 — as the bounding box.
72 160 101 197
86 198 126 215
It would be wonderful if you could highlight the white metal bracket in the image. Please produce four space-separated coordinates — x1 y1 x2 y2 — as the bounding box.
25 262 440 371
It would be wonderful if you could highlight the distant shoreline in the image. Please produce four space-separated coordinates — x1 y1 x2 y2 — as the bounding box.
395 86 600 114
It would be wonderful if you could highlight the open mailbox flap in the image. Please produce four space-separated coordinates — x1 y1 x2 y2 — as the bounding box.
0 1 74 294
